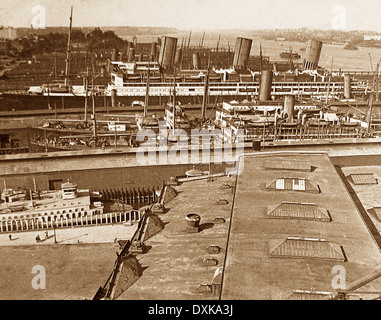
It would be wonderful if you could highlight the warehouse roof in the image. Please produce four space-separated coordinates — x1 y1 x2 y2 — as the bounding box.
221 151 381 300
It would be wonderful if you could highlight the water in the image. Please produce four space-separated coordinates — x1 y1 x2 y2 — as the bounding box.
127 30 381 72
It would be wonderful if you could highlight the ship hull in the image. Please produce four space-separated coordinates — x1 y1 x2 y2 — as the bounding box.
0 93 244 112
1 93 92 111
0 79 368 112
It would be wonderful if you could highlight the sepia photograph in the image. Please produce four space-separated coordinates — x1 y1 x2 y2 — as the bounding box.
1 0 381 309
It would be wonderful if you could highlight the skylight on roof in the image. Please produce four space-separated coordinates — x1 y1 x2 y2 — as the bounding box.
269 237 346 261
267 202 331 221
266 178 320 193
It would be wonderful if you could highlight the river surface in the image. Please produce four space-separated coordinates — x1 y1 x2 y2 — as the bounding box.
126 30 381 72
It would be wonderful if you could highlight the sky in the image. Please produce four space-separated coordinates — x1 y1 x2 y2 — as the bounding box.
1 0 381 32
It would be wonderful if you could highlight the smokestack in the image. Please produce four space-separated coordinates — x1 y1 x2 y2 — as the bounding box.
233 37 252 69
111 89 117 108
283 95 295 120
132 36 137 48
344 74 352 99
126 41 131 56
127 48 135 62
192 52 200 70
158 36 178 70
150 42 157 62
174 48 183 67
111 48 117 61
259 70 273 101
303 39 323 70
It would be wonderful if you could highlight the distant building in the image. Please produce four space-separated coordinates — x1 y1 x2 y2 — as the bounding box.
364 35 381 41
0 27 17 40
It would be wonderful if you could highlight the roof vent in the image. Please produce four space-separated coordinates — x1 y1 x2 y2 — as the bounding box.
185 213 201 233
267 202 331 221
202 258 218 266
269 237 346 261
216 199 229 205
266 178 320 193
207 245 221 254
212 217 226 224
196 284 212 293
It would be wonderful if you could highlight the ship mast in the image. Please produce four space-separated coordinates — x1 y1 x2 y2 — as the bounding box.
144 62 150 117
216 34 221 52
216 34 221 65
187 30 192 49
172 68 177 135
201 55 210 121
227 41 231 68
325 57 334 105
173 68 176 107
92 58 97 141
200 30 205 49
288 46 293 71
84 65 89 122
377 60 380 102
64 6 73 87
259 43 263 74
367 63 378 135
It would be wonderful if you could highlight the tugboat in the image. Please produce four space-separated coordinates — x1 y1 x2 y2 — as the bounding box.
279 51 301 59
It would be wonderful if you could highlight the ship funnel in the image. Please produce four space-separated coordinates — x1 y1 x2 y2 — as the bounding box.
185 213 201 233
127 48 135 63
192 52 201 70
126 41 131 56
111 89 117 108
111 48 117 61
283 95 295 120
259 70 273 101
344 74 352 99
233 37 252 69
150 42 157 62
303 39 323 70
175 47 183 67
132 36 138 48
158 36 178 70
